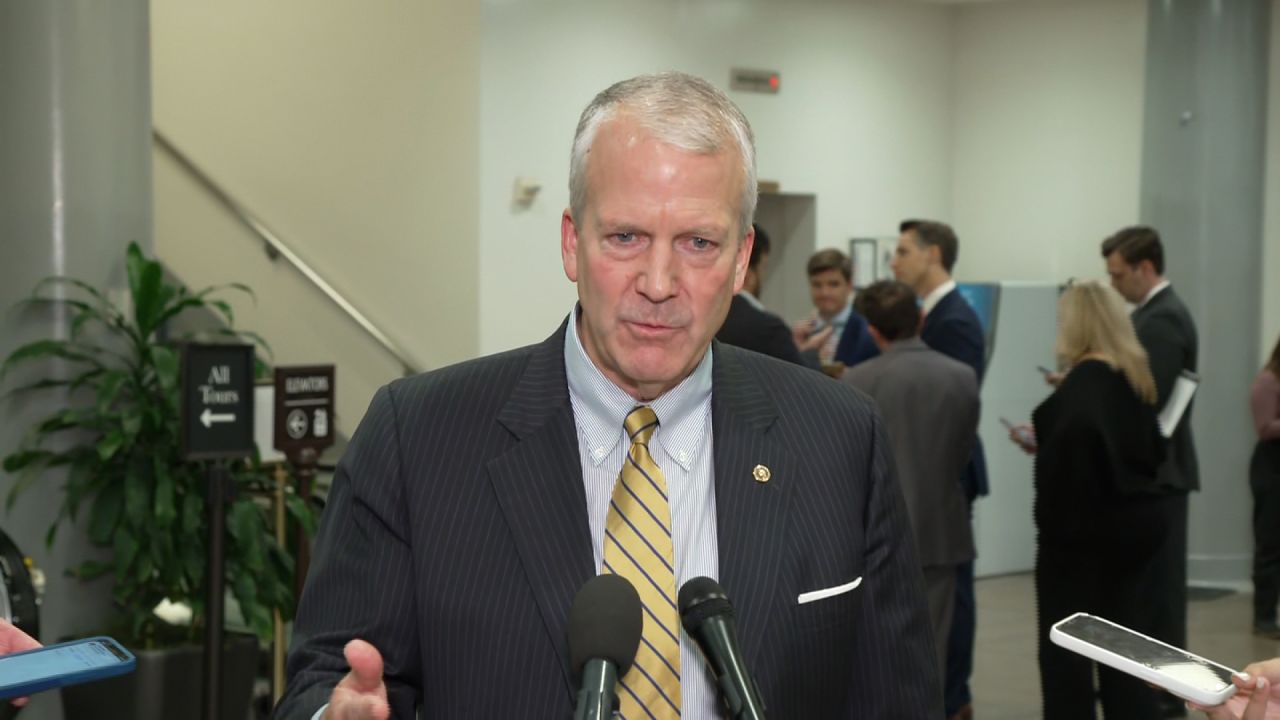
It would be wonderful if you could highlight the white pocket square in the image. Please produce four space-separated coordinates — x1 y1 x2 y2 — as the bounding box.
797 576 863 605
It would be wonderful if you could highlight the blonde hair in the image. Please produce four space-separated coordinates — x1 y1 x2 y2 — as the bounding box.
1057 280 1158 404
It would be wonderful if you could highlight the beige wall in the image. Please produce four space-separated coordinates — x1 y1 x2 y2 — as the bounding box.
151 0 480 432
951 0 1148 285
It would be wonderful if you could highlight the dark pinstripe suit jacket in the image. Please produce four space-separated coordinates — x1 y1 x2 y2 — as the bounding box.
276 322 940 719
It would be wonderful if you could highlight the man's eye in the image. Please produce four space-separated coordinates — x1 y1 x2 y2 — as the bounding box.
690 237 714 251
611 233 637 244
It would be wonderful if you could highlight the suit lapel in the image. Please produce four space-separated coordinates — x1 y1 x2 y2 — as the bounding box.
488 322 594 695
710 343 794 669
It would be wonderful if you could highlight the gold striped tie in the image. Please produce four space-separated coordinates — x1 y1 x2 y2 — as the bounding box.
603 406 682 719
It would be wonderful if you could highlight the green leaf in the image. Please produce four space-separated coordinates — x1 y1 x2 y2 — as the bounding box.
71 559 113 581
182 541 204 588
151 345 179 396
153 461 176 528
89 484 124 545
209 300 234 326
113 530 139 580
96 431 125 462
2 449 54 474
181 490 203 534
0 340 102 382
285 494 318 536
95 371 128 413
123 464 149 525
126 242 166 337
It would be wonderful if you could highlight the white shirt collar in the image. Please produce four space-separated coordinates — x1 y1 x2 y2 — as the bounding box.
738 290 764 311
1137 280 1171 310
921 279 957 316
563 307 713 471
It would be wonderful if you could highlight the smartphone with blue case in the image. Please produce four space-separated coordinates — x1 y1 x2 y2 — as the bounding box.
0 636 135 699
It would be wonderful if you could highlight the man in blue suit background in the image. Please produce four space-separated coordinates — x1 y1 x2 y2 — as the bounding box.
893 219 988 720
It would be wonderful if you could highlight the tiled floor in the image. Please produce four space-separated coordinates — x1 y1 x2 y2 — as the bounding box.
970 573 1280 719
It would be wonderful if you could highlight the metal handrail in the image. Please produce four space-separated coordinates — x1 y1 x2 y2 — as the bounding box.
153 129 422 377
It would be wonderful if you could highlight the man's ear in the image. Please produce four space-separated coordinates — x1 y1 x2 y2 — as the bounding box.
561 209 580 282
866 324 889 350
732 226 755 293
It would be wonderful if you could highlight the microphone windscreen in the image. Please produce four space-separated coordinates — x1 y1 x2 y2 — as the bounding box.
568 574 643 676
678 576 734 632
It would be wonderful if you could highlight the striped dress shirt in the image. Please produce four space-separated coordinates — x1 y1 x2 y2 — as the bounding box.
564 311 723 719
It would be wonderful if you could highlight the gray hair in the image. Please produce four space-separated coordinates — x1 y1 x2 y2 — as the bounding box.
569 72 758 237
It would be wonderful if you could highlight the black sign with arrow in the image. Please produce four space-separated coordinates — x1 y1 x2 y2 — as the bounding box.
273 365 335 456
181 344 255 460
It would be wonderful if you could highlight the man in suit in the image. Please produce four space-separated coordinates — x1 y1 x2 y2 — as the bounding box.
1102 225 1199 718
891 218 987 720
843 280 980 676
276 72 939 719
716 223 822 367
792 249 878 369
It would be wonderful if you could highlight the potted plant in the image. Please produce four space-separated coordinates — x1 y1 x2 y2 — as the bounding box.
0 242 315 720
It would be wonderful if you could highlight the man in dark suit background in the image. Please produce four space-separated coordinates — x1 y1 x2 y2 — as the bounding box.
892 218 987 720
792 249 878 370
276 72 939 719
843 280 980 677
716 223 822 367
1102 226 1199 718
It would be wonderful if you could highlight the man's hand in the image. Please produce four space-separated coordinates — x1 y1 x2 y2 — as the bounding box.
794 322 833 353
1008 424 1037 455
1 619 42 707
1044 371 1065 387
1190 659 1280 719
323 640 391 720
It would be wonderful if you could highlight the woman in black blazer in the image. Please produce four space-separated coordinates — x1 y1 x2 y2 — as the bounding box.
1028 281 1168 719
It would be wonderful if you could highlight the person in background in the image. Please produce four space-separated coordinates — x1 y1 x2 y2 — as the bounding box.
842 280 979 677
792 248 877 370
1102 225 1199 719
892 218 987 720
1028 280 1168 720
716 223 823 366
1250 335 1280 638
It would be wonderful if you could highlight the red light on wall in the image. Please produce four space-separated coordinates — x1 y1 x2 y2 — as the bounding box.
768 75 780 90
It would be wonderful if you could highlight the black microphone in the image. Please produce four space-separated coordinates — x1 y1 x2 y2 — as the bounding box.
569 574 643 720
679 576 767 720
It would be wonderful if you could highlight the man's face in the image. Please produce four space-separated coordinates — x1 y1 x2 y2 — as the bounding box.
561 116 751 400
1105 252 1146 303
891 231 931 291
808 268 852 318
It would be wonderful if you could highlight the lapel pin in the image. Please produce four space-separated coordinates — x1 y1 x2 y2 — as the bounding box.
752 464 771 484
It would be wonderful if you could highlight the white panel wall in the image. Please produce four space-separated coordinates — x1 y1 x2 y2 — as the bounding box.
1264 0 1280 365
951 0 1147 286
479 0 956 354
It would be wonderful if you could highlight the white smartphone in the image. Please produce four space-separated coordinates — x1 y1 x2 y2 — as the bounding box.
1050 613 1237 707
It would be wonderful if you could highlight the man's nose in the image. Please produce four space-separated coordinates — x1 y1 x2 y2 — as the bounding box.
636 242 677 301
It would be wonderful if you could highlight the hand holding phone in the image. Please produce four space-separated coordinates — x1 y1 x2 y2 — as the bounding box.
0 636 135 700
1051 613 1238 707
1038 365 1065 387
1000 417 1036 453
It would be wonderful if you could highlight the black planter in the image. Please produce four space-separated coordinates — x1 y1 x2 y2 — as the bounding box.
61 634 258 720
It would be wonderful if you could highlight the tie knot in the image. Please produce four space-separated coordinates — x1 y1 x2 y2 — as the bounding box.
624 406 659 446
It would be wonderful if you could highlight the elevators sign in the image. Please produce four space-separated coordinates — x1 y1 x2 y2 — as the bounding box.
273 365 335 455
181 344 255 460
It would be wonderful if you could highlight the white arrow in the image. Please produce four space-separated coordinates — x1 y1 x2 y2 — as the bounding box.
200 408 236 428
